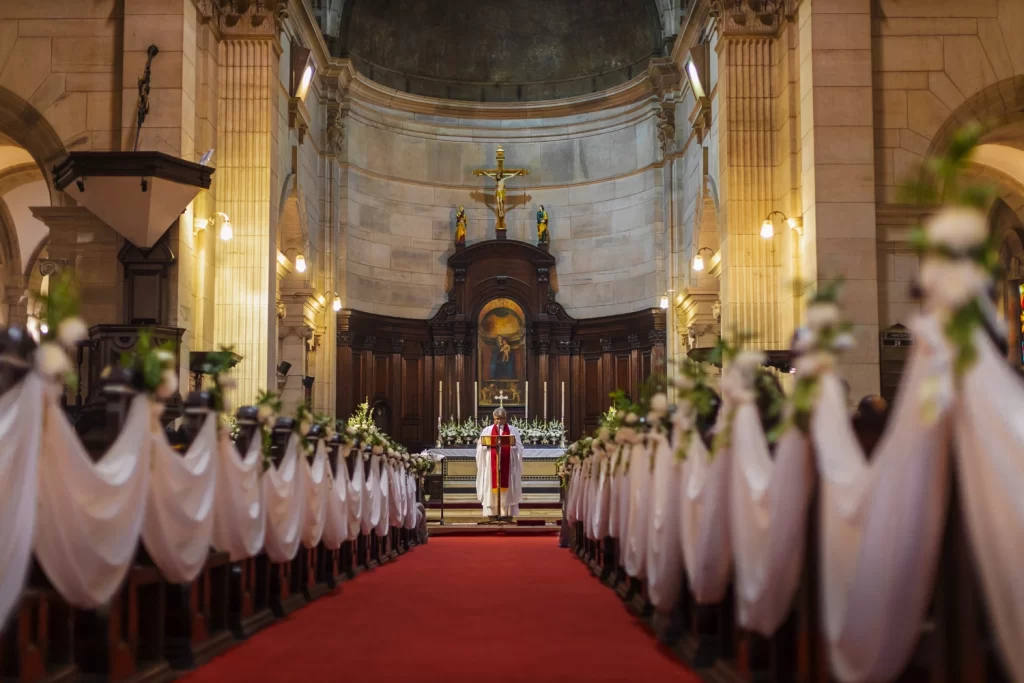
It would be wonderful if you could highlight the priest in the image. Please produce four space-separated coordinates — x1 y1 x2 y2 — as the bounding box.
475 407 524 520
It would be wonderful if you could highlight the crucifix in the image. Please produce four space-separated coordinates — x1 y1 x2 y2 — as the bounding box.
472 146 529 232
494 390 509 408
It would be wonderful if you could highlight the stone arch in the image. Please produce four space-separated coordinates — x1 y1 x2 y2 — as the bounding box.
925 76 1024 160
0 87 68 206
991 198 1024 366
277 173 310 268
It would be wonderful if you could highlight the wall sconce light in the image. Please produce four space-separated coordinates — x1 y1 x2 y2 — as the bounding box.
761 211 803 240
195 212 232 240
290 43 316 102
285 248 307 273
693 247 713 272
660 294 670 310
332 295 342 312
277 361 292 376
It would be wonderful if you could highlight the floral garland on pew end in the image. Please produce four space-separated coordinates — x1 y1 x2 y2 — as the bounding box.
255 390 282 471
117 329 178 416
32 270 88 385
775 280 856 441
671 358 720 459
900 122 1000 375
711 335 765 457
193 345 240 433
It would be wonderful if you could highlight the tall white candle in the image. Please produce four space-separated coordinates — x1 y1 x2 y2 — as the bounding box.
561 381 565 424
544 381 548 421
474 381 478 421
456 381 461 421
525 381 529 421
439 381 443 420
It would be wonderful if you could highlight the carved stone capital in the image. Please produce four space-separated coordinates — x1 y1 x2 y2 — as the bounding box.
38 258 71 277
453 338 470 355
195 0 289 36
536 339 550 355
648 329 668 345
710 0 796 37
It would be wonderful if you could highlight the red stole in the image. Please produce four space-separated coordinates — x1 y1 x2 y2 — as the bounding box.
490 423 511 492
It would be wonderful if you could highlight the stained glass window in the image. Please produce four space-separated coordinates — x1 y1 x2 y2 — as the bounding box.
1018 283 1024 364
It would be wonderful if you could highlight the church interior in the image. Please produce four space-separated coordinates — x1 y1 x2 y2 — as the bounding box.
1 0 1024 680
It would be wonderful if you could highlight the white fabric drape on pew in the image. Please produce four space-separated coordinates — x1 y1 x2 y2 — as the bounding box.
680 411 732 605
566 465 581 524
591 447 611 540
730 408 812 635
811 317 951 683
576 458 591 533
607 446 624 539
142 413 218 583
390 463 406 528
0 374 43 627
212 430 265 561
263 434 306 563
954 330 1024 683
301 441 329 549
34 394 151 608
321 445 351 550
403 470 417 530
375 462 391 536
615 453 632 562
624 437 653 579
645 429 684 612
348 451 365 539
362 454 381 534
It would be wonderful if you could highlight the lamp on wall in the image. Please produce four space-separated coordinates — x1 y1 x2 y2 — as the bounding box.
285 248 307 273
660 294 670 310
290 43 316 102
195 212 233 241
332 294 342 312
761 210 802 240
693 247 713 272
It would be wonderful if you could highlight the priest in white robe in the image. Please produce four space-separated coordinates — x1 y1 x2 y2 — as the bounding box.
475 407 524 519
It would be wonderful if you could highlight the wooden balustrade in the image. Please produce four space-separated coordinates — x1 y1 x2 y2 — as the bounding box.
0 330 422 683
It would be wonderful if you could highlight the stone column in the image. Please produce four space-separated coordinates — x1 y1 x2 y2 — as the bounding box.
214 18 282 405
799 0 880 397
717 27 784 351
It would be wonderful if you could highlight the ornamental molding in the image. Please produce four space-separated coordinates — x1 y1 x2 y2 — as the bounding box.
709 0 797 38
193 0 289 37
324 108 345 157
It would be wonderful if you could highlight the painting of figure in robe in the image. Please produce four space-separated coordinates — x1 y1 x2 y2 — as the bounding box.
478 298 526 406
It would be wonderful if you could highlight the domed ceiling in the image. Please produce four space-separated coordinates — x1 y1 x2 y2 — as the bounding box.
331 0 664 102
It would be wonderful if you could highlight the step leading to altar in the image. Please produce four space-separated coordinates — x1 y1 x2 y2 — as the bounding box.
424 446 563 524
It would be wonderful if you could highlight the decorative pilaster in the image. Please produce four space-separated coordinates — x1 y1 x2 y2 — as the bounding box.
215 25 282 405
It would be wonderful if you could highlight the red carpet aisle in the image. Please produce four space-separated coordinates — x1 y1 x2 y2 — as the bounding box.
181 536 700 683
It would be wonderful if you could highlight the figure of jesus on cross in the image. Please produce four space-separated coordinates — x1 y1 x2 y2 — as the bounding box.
473 146 528 232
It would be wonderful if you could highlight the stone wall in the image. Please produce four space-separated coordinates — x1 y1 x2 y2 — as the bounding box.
341 98 664 319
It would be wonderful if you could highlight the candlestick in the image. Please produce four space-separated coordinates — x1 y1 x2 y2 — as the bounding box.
543 381 548 421
525 381 529 421
439 381 443 421
456 381 461 421
474 381 478 421
561 381 565 424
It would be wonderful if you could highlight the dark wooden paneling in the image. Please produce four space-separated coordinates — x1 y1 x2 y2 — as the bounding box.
401 357 420 420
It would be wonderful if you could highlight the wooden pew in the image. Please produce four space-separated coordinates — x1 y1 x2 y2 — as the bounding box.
162 391 233 670
227 407 274 639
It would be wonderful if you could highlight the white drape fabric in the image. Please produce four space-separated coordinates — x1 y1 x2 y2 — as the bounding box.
34 394 151 608
0 374 43 627
591 448 611 540
680 410 732 605
143 414 218 584
607 446 624 539
321 445 350 550
348 451 365 539
566 466 581 524
729 408 812 635
954 330 1024 683
645 430 684 612
375 462 391 536
362 454 381 534
212 431 265 561
390 463 406 528
580 458 595 538
623 438 653 579
301 442 329 549
263 434 307 563
403 470 418 530
811 317 951 683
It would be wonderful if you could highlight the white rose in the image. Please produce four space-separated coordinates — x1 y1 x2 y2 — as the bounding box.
155 348 175 364
920 257 990 311
597 427 610 442
346 426 357 436
649 392 668 414
326 426 335 439
792 327 815 354
833 332 856 351
625 413 638 425
156 368 178 399
673 374 695 391
806 303 840 331
794 351 835 378
36 342 71 377
732 349 766 374
615 410 625 420
299 420 311 435
56 317 88 347
257 405 273 423
372 445 383 455
926 206 988 252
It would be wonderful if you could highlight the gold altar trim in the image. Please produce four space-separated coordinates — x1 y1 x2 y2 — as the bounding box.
480 434 514 447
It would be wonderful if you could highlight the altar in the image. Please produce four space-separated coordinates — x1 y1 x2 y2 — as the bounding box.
425 446 563 524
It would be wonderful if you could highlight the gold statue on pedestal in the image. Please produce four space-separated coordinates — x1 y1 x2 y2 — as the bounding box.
472 146 529 232
537 205 549 245
455 205 467 246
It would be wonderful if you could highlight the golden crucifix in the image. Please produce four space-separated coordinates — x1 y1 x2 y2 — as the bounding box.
472 146 529 232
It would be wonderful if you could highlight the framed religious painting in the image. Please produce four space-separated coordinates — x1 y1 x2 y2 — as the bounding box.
477 297 526 406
